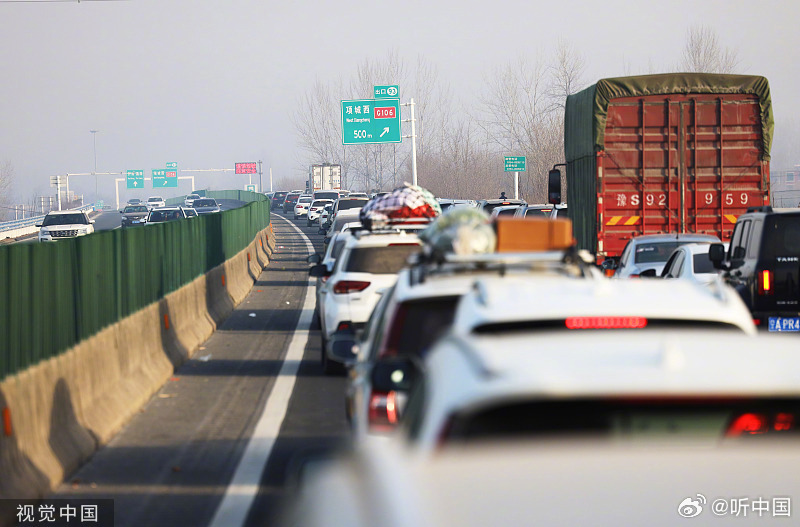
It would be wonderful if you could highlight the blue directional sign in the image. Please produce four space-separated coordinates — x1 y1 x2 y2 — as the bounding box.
126 169 144 189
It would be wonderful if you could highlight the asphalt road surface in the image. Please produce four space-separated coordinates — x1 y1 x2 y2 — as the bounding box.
50 211 349 527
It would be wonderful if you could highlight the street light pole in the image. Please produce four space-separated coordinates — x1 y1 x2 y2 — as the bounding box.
90 130 99 202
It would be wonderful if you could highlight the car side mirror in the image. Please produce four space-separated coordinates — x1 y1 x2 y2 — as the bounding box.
371 358 419 393
317 228 327 236
600 259 618 271
307 253 321 264
35 224 42 228
639 269 657 278
548 169 562 205
309 264 329 278
709 243 726 270
329 337 359 367
90 220 96 224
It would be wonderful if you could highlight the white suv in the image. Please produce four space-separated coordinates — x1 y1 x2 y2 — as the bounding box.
37 210 95 241
146 196 166 210
310 229 422 374
343 250 601 436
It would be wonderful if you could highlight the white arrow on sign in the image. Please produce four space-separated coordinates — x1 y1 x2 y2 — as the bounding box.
162 180 168 186
380 127 389 138
134 181 139 187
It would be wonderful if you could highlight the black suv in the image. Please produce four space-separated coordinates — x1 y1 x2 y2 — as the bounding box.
710 206 800 331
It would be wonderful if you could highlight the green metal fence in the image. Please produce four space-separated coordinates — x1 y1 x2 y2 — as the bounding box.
0 192 269 381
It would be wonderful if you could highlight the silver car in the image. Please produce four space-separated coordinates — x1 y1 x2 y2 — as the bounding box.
611 233 721 278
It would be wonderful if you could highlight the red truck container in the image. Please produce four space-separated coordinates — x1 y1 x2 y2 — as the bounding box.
564 73 773 262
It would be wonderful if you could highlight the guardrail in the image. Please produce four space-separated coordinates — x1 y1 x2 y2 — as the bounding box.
0 203 97 233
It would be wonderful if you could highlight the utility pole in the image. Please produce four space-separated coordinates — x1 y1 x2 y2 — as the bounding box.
258 160 263 193
90 130 99 202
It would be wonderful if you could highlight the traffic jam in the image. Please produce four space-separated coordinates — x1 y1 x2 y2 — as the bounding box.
273 73 800 526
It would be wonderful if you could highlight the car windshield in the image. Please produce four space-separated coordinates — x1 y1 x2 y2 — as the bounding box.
42 213 88 226
337 199 368 211
634 242 684 264
148 198 162 203
762 216 800 258
124 206 148 213
344 245 421 274
193 199 217 207
148 210 182 222
315 191 339 201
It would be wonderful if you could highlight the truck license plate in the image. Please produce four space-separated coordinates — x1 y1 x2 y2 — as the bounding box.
769 317 800 332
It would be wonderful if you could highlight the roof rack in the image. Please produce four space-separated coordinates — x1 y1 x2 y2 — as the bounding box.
408 246 599 285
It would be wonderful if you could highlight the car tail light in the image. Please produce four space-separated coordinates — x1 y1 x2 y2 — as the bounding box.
604 269 615 277
726 412 795 436
333 280 370 294
753 318 762 326
565 317 648 329
757 270 773 295
629 274 640 278
368 390 398 430
336 321 353 332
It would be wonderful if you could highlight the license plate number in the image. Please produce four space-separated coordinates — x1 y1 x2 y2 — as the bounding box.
769 317 800 332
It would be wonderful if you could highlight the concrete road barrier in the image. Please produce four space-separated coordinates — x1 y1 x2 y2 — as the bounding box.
0 224 276 518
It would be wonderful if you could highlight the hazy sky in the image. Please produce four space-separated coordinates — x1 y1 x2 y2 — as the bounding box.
2 0 798 206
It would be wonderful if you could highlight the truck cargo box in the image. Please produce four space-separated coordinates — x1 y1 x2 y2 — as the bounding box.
564 73 773 261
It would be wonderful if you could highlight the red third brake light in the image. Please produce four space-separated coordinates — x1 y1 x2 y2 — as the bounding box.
333 280 370 294
758 270 774 295
565 317 648 329
368 390 398 430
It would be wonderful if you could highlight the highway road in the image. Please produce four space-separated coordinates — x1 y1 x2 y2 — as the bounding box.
49 211 348 527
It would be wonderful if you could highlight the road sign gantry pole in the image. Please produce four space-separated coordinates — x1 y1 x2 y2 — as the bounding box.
401 98 418 187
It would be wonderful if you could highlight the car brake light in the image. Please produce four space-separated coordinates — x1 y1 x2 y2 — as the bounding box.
726 413 768 436
333 280 370 294
565 317 648 329
368 390 398 430
336 321 352 332
758 270 773 295
629 274 640 278
753 318 762 326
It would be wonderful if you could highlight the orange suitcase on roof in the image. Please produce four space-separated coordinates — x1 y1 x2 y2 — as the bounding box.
494 217 574 253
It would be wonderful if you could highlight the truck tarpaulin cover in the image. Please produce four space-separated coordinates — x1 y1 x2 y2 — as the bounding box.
565 73 774 162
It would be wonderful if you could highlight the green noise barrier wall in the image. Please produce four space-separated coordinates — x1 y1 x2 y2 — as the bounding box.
0 191 269 381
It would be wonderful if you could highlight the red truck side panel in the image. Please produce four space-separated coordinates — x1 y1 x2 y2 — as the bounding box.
597 94 769 258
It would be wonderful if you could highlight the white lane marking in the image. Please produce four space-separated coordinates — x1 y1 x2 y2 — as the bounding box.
209 215 315 527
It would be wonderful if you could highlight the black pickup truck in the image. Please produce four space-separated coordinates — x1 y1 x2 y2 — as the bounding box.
710 206 800 332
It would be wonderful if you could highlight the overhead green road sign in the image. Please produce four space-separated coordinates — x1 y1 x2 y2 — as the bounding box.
152 169 177 188
341 98 401 145
374 85 399 99
166 162 178 169
504 156 526 172
126 169 144 189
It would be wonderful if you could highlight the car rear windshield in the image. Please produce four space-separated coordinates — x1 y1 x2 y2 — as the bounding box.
389 297 459 357
693 253 715 273
124 206 148 213
483 202 520 215
338 199 368 211
273 192 288 198
42 214 89 226
634 242 684 264
495 207 518 217
762 216 800 259
311 200 330 208
442 398 800 444
148 198 162 202
524 208 551 218
345 245 422 274
315 191 340 201
193 199 217 207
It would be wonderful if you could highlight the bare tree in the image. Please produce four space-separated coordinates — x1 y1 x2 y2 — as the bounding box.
679 25 741 74
547 39 586 110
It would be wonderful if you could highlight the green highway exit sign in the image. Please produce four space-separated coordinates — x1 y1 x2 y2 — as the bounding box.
126 169 144 189
341 98 401 145
504 156 526 172
374 85 399 98
152 169 178 188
